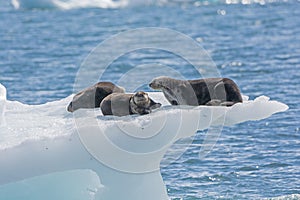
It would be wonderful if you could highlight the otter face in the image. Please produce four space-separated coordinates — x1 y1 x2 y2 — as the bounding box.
132 91 150 106
149 76 170 90
130 91 161 115
67 91 86 112
67 102 74 112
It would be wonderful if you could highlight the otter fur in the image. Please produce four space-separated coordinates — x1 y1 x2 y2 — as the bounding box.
149 76 242 106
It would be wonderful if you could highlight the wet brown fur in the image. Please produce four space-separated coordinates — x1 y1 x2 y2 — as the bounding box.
100 91 161 116
149 77 242 106
67 82 125 112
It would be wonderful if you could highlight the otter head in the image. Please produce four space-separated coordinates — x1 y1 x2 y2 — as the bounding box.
149 76 195 106
149 76 172 90
67 91 86 112
131 91 162 115
132 91 150 107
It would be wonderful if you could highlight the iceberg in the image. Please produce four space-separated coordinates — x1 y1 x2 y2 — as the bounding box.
0 83 288 200
0 84 6 127
11 0 129 9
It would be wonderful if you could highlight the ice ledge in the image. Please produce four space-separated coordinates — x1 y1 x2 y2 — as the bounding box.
0 83 6 127
222 95 288 126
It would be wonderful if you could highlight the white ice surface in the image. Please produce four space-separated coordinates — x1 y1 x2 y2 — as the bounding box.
0 84 6 127
0 84 288 200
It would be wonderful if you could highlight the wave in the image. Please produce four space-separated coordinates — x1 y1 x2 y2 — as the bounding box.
11 0 294 10
264 194 300 200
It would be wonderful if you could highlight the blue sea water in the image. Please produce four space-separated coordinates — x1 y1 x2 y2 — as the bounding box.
0 0 300 199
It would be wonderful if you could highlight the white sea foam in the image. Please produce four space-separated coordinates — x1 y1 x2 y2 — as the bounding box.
264 194 300 200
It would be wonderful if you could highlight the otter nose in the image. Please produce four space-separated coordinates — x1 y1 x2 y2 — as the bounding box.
136 92 144 97
67 102 74 112
149 83 153 88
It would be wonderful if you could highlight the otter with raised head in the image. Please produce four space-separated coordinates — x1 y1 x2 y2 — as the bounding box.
149 76 242 106
67 82 125 112
100 91 161 116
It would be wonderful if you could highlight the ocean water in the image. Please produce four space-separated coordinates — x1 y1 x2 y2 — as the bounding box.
0 0 300 199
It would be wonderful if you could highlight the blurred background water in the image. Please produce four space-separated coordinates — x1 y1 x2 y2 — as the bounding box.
0 0 299 199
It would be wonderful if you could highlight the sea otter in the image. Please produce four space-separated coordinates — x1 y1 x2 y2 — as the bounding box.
67 82 125 112
100 91 161 116
149 76 242 106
